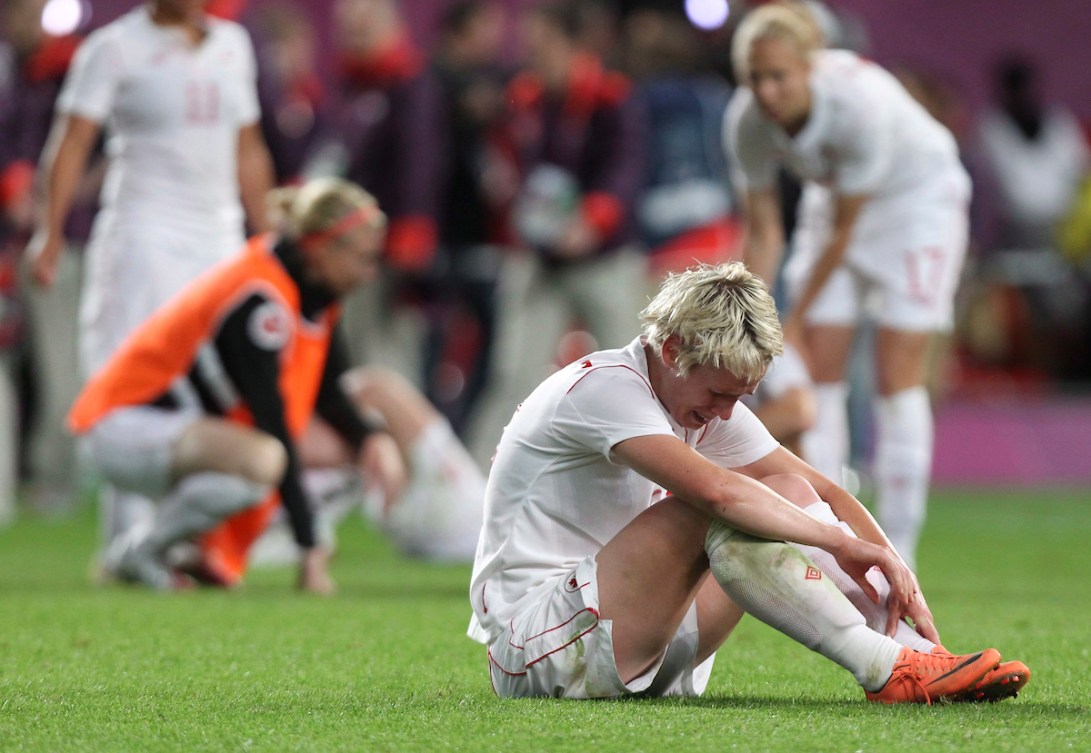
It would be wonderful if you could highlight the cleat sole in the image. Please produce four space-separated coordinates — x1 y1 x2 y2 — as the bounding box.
952 661 1030 703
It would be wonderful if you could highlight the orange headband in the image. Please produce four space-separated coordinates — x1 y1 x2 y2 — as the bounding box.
299 203 383 250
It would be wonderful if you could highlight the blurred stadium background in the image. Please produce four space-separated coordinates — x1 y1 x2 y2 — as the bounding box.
18 0 1091 491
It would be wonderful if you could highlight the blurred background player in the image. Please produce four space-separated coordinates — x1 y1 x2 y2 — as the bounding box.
725 2 971 568
26 0 275 564
256 365 485 567
318 0 446 379
740 343 815 459
467 0 648 467
341 366 483 560
0 0 90 519
67 177 399 593
419 0 509 436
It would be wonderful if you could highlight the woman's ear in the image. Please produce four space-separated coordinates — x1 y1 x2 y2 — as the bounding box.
661 334 681 370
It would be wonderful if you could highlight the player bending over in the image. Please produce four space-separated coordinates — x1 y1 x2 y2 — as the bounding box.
468 262 1028 703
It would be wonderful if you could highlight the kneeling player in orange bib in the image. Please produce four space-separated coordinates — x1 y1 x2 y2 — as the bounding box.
67 177 403 593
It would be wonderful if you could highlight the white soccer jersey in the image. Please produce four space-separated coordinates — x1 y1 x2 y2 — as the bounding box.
59 7 259 235
725 49 966 201
468 337 779 643
58 7 262 372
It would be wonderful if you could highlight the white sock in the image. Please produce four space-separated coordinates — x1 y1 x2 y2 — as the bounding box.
873 387 933 570
803 382 850 485
795 501 936 653
100 485 157 549
706 521 902 691
145 473 269 554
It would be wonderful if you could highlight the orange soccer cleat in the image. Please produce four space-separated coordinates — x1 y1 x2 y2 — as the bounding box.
865 646 1001 705
931 646 1031 702
955 660 1030 702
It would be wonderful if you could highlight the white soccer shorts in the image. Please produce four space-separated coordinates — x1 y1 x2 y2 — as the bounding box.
787 196 969 333
86 406 201 499
487 555 716 699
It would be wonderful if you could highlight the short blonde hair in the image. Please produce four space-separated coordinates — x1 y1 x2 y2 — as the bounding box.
267 177 386 241
731 1 823 83
641 262 783 380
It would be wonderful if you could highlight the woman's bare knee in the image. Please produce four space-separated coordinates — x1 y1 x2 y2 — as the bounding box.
243 435 288 486
342 365 436 449
340 366 395 410
760 473 820 507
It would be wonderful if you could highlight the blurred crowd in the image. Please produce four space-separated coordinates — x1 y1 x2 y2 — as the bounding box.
2 0 1089 523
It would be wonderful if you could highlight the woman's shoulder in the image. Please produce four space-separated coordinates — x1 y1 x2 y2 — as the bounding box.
724 87 768 139
206 15 254 49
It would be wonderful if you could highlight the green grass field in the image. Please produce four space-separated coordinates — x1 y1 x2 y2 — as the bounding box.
1 489 1088 753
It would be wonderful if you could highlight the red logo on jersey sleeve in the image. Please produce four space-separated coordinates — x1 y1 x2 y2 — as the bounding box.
247 301 292 351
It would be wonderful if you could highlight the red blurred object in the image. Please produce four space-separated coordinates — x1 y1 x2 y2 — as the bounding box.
647 218 743 278
205 0 247 21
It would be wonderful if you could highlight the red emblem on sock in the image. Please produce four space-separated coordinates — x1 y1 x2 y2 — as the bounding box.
805 566 823 581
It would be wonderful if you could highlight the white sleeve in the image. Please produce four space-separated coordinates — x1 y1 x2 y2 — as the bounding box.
56 30 123 122
555 367 676 459
695 401 780 468
724 91 778 193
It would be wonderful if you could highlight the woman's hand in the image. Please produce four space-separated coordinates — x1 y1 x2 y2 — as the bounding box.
298 546 336 595
358 432 408 516
26 229 66 288
827 535 941 643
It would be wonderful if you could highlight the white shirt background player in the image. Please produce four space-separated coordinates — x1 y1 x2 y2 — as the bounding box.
27 0 274 563
45 1 272 372
724 3 971 569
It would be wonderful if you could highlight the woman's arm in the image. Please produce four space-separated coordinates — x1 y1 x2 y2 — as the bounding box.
740 188 785 287
236 122 275 235
780 192 868 342
27 114 100 287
